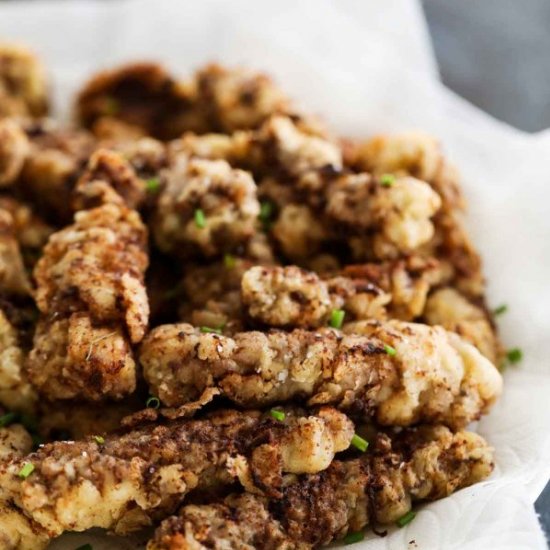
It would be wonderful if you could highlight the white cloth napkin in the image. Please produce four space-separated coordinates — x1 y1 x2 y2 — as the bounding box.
1 1 549 548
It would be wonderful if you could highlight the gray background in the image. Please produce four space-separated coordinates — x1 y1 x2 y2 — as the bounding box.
422 0 550 542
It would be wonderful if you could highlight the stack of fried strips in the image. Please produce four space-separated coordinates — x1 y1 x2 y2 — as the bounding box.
0 43 503 550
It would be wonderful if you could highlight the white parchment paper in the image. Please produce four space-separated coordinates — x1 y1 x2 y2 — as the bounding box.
1 1 549 548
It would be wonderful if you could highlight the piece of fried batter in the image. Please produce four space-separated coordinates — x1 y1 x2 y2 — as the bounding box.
27 202 148 401
152 155 260 258
0 407 353 546
33 202 149 342
76 62 195 140
241 257 444 328
140 320 502 428
348 132 484 297
148 424 493 549
0 44 48 118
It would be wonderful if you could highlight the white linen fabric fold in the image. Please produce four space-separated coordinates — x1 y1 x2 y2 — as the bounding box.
1 1 549 548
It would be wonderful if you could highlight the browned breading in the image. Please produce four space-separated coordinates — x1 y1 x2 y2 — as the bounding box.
0 309 37 413
241 258 444 328
26 313 137 401
76 62 195 140
140 320 502 428
424 287 500 363
72 148 146 210
152 156 260 258
0 118 29 186
33 202 149 343
0 44 48 118
0 208 31 296
19 120 97 222
0 407 353 545
148 425 493 550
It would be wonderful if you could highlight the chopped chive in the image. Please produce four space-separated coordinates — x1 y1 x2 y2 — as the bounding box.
224 253 237 269
384 344 397 357
380 173 396 187
493 304 508 316
343 531 364 544
93 435 105 445
329 309 345 329
145 177 160 193
396 510 416 527
0 411 18 427
194 208 206 228
506 348 523 364
351 433 369 452
270 409 285 422
146 396 160 409
200 326 222 335
18 462 35 479
259 201 273 222
75 545 93 550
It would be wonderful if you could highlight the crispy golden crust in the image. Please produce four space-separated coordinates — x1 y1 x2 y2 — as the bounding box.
0 407 353 541
33 203 149 343
153 156 260 258
0 44 48 118
140 320 502 428
148 425 493 549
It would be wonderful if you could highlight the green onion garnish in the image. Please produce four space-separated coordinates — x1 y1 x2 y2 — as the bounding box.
146 396 160 409
351 434 369 452
493 304 508 316
380 174 396 187
259 201 273 222
194 208 206 228
19 414 38 432
145 177 160 193
200 326 222 335
93 435 105 445
224 253 236 269
0 411 18 427
343 531 364 544
396 510 416 527
270 409 285 422
329 309 345 329
75 545 93 550
18 462 35 479
384 344 397 357
507 348 523 364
